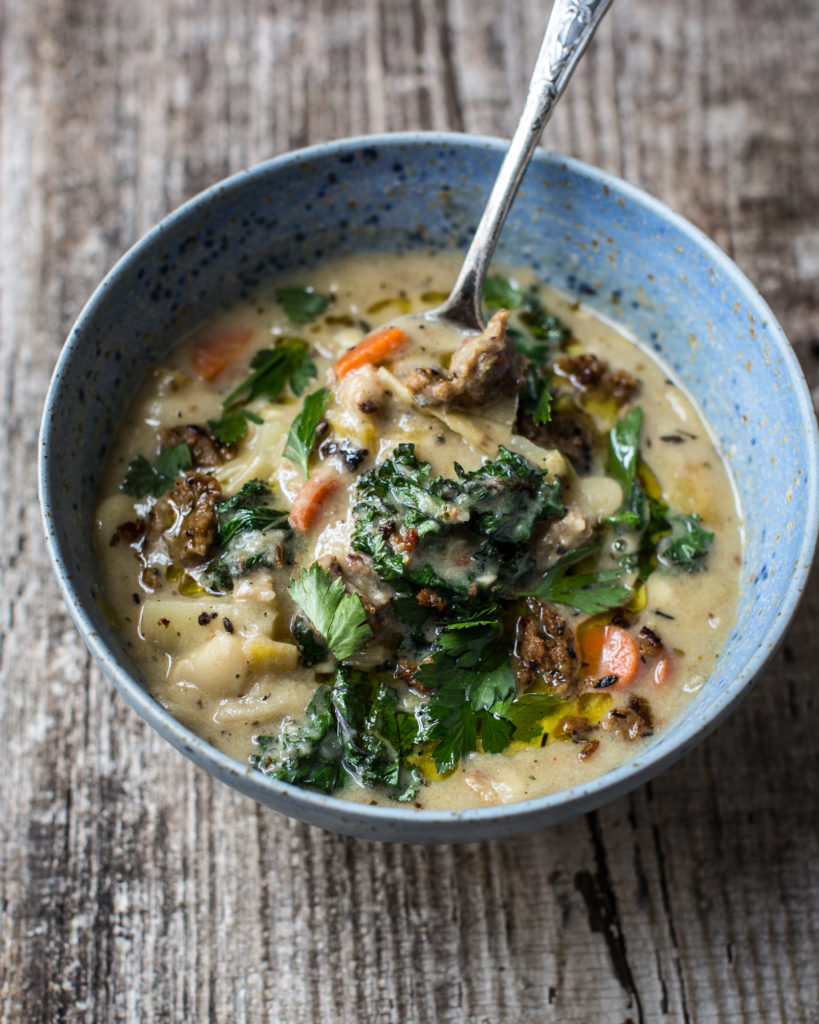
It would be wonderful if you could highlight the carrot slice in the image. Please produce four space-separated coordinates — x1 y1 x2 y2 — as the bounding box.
580 624 641 690
333 326 408 379
289 473 339 532
191 327 253 381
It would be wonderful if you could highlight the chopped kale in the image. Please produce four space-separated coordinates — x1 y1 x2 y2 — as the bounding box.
606 407 714 577
252 669 422 801
352 444 563 599
205 480 291 591
512 292 569 428
452 447 564 543
658 513 714 571
252 685 341 793
291 615 330 667
607 406 648 531
483 274 524 311
215 480 290 544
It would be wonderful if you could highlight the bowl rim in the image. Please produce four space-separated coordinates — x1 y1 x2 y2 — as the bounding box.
40 130 819 837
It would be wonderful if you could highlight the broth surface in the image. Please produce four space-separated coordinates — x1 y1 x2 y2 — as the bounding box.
95 251 742 809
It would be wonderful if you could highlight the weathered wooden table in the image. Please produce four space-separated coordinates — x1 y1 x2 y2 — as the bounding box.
2 1 817 1021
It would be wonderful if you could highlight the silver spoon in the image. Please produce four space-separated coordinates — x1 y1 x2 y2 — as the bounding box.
428 0 614 335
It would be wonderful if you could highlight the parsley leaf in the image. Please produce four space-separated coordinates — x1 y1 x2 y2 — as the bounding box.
288 562 372 661
283 388 331 478
121 442 192 498
221 339 316 408
275 286 332 324
207 408 263 444
427 698 478 773
607 406 648 530
531 373 553 426
496 692 565 741
415 618 518 773
525 543 632 614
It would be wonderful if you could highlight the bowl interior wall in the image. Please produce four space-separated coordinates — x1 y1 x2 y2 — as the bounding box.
42 136 817 839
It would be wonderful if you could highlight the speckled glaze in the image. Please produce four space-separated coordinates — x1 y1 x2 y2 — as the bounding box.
40 133 819 844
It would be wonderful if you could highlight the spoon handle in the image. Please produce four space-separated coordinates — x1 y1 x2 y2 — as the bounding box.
437 0 615 331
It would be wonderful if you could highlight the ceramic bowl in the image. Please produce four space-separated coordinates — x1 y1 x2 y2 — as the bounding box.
40 133 819 844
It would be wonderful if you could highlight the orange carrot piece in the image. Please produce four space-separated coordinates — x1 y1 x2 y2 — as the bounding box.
289 473 339 532
191 327 253 381
333 326 408 379
580 624 641 690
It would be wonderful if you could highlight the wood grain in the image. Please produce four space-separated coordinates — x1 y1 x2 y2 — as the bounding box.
1 0 817 1021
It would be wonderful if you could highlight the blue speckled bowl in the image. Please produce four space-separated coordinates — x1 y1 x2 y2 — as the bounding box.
40 133 819 844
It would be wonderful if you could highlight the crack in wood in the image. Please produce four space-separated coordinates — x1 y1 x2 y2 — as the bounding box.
574 811 645 1024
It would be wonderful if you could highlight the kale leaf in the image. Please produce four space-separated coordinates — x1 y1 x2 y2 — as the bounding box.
606 407 714 577
483 274 524 311
658 513 714 571
251 685 341 793
121 442 192 498
252 669 422 801
352 444 563 598
291 615 330 667
206 480 291 591
215 480 290 543
452 447 564 543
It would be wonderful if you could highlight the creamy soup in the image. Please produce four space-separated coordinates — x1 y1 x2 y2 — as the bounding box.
95 251 742 809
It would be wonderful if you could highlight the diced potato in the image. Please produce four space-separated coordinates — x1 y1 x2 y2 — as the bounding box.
139 597 274 654
211 678 315 725
572 475 623 521
170 633 250 698
324 403 376 449
506 434 566 477
243 636 299 672
665 464 720 523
